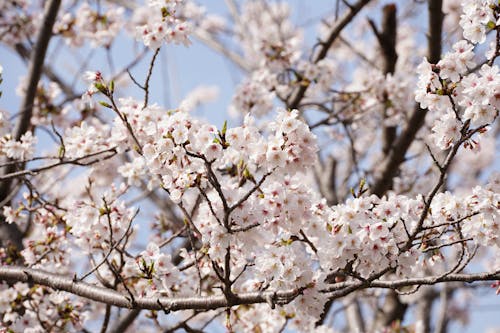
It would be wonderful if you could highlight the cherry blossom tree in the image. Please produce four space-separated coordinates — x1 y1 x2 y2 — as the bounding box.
0 0 499 332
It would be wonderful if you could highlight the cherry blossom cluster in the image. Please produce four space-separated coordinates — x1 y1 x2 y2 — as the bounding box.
63 120 112 159
0 0 40 46
92 88 319 203
0 130 36 161
123 243 183 297
0 282 87 332
64 187 135 253
309 194 418 278
185 176 328 328
229 2 339 118
297 59 337 95
228 1 309 117
53 2 124 48
460 0 499 45
416 39 499 149
15 77 69 127
133 0 191 49
1 195 85 330
0 81 36 160
347 67 416 128
455 185 500 249
182 2 226 34
230 76 275 117
13 205 70 271
235 1 302 71
413 1 500 150
3 195 72 271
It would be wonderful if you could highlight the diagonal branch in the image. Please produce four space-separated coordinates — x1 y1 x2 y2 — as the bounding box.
0 0 62 199
0 0 62 256
287 0 372 110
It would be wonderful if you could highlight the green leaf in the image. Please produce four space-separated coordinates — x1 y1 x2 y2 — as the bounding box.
98 101 112 108
161 6 170 17
94 82 107 94
58 145 65 159
243 167 251 179
359 178 366 190
221 120 227 136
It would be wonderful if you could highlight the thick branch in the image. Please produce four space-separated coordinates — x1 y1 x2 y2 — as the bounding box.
109 309 141 333
13 0 62 142
0 0 61 254
415 287 434 333
0 266 300 311
0 0 61 198
369 4 398 155
287 0 371 110
343 295 365 332
1 266 498 312
324 271 500 292
371 0 443 196
371 290 407 331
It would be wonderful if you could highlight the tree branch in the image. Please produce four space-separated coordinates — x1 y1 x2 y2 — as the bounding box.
0 0 61 196
324 271 500 292
287 0 372 110
371 0 443 196
0 0 62 256
0 266 301 311
109 309 141 333
369 4 398 156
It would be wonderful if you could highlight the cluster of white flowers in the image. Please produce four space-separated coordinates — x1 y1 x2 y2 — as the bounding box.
0 0 40 46
416 41 499 149
230 77 275 117
459 186 500 249
229 2 342 118
297 59 337 94
54 2 124 48
52 0 192 49
0 131 37 161
235 1 302 71
460 0 499 44
414 1 500 150
64 191 135 252
92 92 318 204
459 64 500 126
310 195 420 278
0 282 87 332
63 120 112 159
123 243 182 297
133 0 191 49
